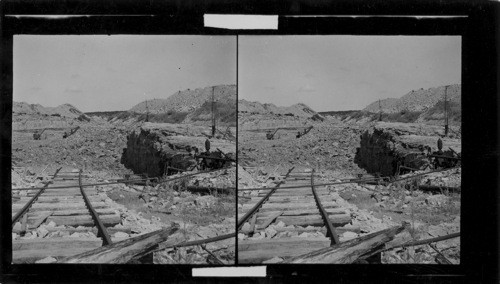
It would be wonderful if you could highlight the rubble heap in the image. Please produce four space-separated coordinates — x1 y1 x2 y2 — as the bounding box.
355 122 461 176
121 123 235 177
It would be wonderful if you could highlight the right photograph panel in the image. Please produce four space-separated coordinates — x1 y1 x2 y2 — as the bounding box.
237 36 461 264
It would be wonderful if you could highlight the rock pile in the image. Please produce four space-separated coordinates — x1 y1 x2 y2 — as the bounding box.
355 122 461 176
12 123 128 175
121 123 236 177
239 120 366 175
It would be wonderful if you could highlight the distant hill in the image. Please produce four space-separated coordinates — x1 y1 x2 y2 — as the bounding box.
323 84 461 125
363 98 399 113
88 85 237 126
130 85 236 113
363 84 461 114
13 102 89 120
238 100 317 118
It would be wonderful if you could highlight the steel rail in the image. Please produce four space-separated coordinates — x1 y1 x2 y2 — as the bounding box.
310 169 339 245
12 167 62 226
237 167 295 231
79 170 113 246
237 176 381 192
237 166 459 192
386 167 460 184
13 167 230 191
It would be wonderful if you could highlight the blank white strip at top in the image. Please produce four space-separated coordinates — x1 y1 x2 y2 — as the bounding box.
204 14 278 30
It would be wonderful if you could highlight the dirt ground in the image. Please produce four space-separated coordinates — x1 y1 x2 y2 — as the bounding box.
238 114 461 264
12 115 235 264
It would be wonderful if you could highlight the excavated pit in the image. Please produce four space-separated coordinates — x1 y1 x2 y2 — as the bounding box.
354 122 461 176
121 122 236 177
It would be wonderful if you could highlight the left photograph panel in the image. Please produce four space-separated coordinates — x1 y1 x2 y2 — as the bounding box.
11 35 237 264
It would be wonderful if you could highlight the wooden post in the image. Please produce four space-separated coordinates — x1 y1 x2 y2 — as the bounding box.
20 214 28 236
444 85 449 137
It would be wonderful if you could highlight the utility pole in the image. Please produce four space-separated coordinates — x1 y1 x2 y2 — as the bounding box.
211 86 216 137
145 94 149 122
378 99 382 121
444 85 448 137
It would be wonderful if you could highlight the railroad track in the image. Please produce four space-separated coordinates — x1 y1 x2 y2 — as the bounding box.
11 168 129 263
237 167 357 264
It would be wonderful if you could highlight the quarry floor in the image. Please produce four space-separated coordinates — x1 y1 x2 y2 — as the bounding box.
238 117 461 264
11 115 460 264
12 119 235 264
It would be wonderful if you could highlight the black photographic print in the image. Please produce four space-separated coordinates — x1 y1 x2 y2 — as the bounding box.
1 1 498 283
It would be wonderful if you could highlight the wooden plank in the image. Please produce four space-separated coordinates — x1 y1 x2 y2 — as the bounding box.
242 201 338 212
244 200 316 208
246 198 317 205
42 187 98 192
12 201 108 212
239 237 330 251
269 194 334 201
28 191 98 196
282 224 407 263
13 199 84 207
28 208 117 217
263 187 329 193
29 190 98 196
31 211 53 229
258 211 283 230
58 225 182 263
256 214 351 227
241 225 361 235
44 214 121 227
256 208 347 217
13 247 102 264
238 238 331 264
281 182 315 186
263 195 323 202
248 198 338 207
258 191 329 197
13 238 103 251
18 196 103 203
45 226 132 235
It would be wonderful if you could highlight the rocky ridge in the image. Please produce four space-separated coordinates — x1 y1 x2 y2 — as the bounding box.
14 102 89 119
363 84 461 114
130 85 236 114
238 100 317 118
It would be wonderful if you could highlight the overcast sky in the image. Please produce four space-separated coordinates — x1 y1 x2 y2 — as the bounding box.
239 36 461 112
14 35 236 112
